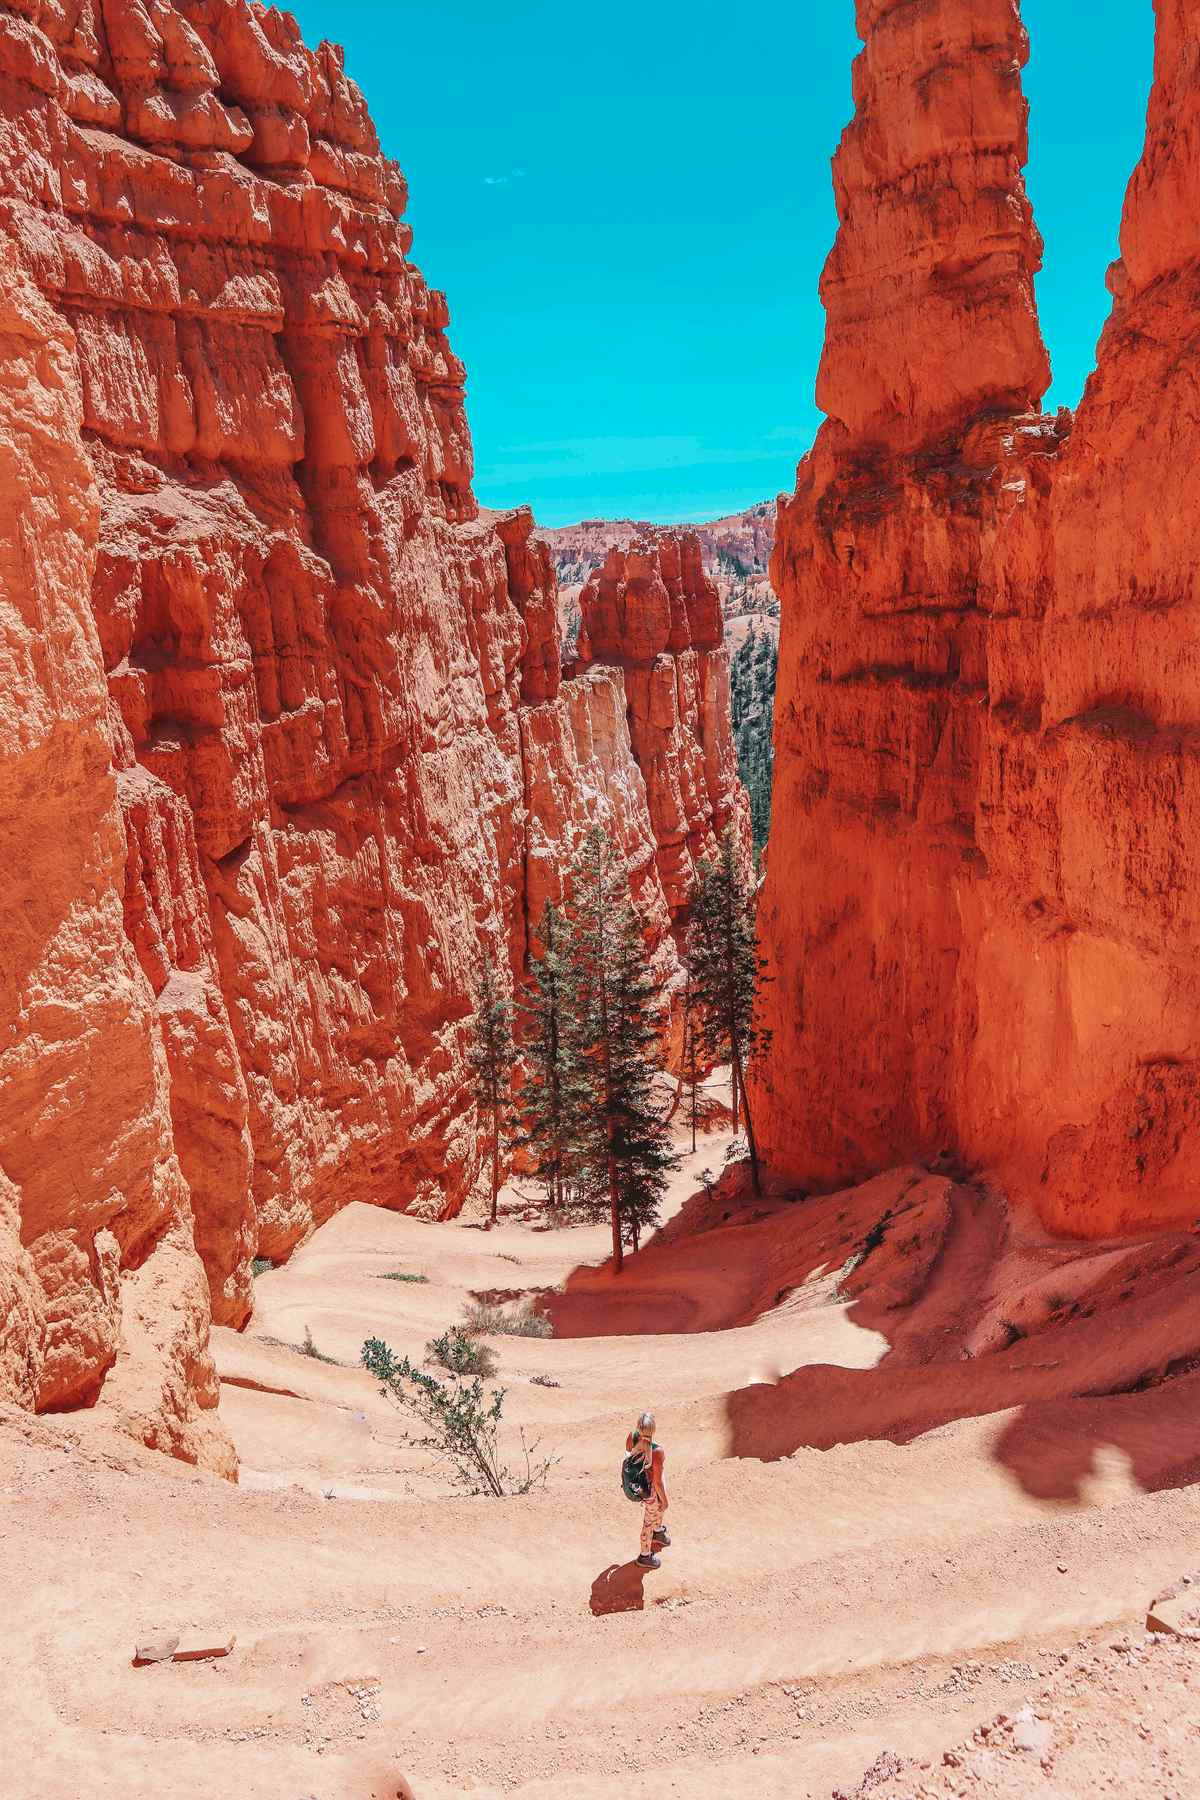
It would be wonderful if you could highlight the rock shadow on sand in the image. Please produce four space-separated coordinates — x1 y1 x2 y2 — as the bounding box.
720 1175 1200 1504
542 1156 1200 1507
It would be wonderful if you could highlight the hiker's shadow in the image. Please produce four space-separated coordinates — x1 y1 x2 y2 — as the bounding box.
589 1561 648 1616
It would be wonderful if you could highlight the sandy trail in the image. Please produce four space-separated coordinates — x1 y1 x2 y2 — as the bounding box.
6 1130 1200 1797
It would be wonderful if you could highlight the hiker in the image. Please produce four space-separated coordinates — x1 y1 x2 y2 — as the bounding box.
626 1410 669 1568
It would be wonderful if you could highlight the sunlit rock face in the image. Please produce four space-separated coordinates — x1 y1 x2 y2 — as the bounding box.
576 535 751 937
757 0 1200 1236
0 0 745 1459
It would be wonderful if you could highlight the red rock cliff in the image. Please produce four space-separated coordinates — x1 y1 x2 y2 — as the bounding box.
0 0 742 1462
758 0 1200 1237
576 535 750 931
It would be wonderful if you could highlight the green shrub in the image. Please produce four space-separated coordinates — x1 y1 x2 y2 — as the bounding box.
251 1257 274 1277
427 1327 498 1379
300 1325 339 1364
362 1336 555 1497
378 1271 428 1283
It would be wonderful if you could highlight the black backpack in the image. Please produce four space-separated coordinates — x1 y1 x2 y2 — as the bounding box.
621 1442 654 1503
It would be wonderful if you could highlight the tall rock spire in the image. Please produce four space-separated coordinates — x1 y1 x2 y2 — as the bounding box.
754 0 1059 1195
758 0 1200 1240
1116 0 1200 298
818 0 1049 450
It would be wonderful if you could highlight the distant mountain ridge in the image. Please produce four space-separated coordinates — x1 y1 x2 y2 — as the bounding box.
539 504 780 862
539 501 776 586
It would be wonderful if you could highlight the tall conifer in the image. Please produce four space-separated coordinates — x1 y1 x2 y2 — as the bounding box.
516 901 584 1210
567 825 678 1270
467 958 515 1228
689 826 772 1193
679 951 704 1154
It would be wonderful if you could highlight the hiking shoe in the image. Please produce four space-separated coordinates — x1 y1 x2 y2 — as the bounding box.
636 1553 661 1569
652 1528 671 1547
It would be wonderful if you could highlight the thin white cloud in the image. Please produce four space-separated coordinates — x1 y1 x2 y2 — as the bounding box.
483 169 526 187
481 431 811 484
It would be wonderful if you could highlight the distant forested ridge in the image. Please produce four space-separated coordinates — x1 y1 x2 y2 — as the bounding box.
731 621 777 858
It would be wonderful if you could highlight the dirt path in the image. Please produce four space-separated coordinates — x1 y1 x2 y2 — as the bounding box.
6 1131 1200 1797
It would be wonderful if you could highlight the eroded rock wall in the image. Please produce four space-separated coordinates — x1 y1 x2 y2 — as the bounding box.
577 535 751 931
758 0 1200 1236
0 0 742 1458
977 0 1200 1232
0 229 231 1471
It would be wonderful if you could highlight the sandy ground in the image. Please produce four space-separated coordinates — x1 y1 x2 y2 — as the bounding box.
6 1122 1200 1798
838 1602 1200 1798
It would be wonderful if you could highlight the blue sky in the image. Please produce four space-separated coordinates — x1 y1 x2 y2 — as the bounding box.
289 1 1154 527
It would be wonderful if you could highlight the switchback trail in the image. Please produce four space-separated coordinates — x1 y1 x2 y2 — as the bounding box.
6 1131 1200 1797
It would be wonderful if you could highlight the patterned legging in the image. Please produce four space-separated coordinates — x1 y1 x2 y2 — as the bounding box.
640 1492 666 1557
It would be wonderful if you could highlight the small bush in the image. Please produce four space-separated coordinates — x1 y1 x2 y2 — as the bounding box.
427 1327 498 1380
859 1208 892 1261
378 1271 428 1283
300 1325 339 1364
529 1374 560 1389
251 1257 274 1277
461 1300 552 1340
362 1336 556 1497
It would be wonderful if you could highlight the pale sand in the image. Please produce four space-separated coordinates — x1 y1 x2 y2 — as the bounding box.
6 1126 1200 1797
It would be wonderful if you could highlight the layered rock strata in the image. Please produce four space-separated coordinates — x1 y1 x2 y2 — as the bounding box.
543 502 776 588
576 536 750 932
0 0 742 1461
758 0 1200 1236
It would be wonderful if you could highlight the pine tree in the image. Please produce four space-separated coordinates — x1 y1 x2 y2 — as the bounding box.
689 826 772 1193
567 825 679 1271
467 957 515 1228
515 901 584 1210
730 623 777 857
679 949 704 1154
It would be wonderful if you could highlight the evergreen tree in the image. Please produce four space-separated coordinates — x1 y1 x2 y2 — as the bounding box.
467 957 515 1227
516 901 584 1210
567 825 679 1271
730 624 777 859
677 948 704 1154
689 826 772 1193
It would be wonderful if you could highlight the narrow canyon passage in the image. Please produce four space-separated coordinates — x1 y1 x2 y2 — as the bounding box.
4 0 1200 1795
6 1121 1200 1798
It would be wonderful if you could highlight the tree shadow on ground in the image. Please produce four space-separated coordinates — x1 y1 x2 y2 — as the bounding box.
590 1561 649 1615
536 1165 809 1338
